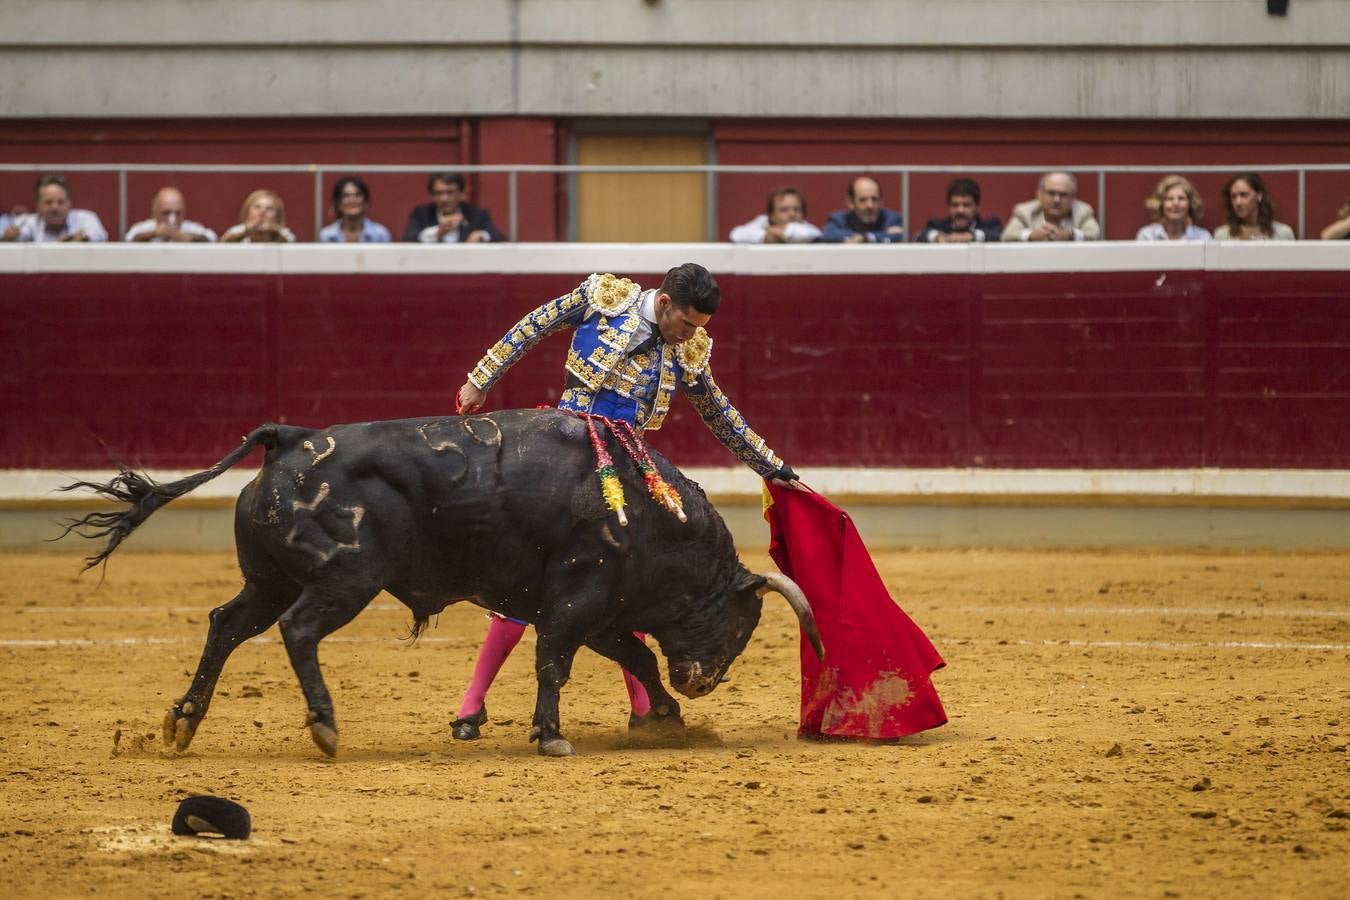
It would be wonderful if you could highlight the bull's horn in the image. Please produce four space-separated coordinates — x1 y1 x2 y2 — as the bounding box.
758 572 825 661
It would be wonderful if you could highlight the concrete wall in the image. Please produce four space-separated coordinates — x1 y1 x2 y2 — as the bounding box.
2 1 1347 119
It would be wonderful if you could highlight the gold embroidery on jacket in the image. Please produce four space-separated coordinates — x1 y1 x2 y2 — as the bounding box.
677 327 713 386
468 286 588 388
586 273 641 315
641 345 679 431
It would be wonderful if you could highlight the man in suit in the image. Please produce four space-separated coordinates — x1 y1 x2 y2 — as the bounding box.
402 172 506 243
1002 171 1101 242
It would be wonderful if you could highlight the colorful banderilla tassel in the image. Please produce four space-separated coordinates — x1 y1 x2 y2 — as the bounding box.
611 419 686 523
583 415 628 526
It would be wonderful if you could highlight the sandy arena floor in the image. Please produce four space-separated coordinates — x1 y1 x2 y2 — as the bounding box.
0 548 1347 898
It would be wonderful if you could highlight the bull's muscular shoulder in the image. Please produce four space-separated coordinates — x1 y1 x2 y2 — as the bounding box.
583 273 641 316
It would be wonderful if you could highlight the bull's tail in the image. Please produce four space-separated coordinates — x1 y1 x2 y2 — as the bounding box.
57 424 284 571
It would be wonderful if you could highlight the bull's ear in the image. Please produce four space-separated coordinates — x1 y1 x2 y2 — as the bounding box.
735 571 767 594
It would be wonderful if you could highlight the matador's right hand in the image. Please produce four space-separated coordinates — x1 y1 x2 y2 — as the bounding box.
457 381 487 414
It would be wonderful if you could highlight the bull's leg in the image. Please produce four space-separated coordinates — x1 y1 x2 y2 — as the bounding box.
585 631 683 727
530 631 584 757
277 583 379 758
530 556 621 757
164 579 299 752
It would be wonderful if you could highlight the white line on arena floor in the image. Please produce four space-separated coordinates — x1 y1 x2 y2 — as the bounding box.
954 637 1350 651
5 603 408 614
951 605 1350 619
7 603 1349 619
2 636 1347 651
0 635 455 647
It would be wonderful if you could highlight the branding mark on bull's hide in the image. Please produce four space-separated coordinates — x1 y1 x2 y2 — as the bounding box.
417 421 459 452
302 435 336 467
462 416 503 446
416 421 470 483
284 482 364 563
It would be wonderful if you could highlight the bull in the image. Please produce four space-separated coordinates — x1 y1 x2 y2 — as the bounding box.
63 409 823 757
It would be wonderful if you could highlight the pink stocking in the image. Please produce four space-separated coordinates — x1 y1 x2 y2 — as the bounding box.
456 616 526 720
622 632 652 717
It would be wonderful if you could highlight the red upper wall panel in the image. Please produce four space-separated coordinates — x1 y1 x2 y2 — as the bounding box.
4 266 1348 472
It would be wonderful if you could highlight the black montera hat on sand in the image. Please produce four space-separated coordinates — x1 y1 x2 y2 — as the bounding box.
172 795 251 839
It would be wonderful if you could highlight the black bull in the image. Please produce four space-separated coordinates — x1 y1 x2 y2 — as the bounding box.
63 409 823 757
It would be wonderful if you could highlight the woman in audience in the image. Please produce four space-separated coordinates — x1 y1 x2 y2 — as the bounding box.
319 177 391 243
1135 175 1211 242
220 189 296 243
1213 173 1295 240
1319 195 1350 241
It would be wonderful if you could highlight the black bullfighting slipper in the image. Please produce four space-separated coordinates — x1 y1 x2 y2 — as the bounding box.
628 712 649 730
172 795 251 840
451 705 488 741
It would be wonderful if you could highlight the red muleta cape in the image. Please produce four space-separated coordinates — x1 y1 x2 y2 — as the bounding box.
765 483 947 739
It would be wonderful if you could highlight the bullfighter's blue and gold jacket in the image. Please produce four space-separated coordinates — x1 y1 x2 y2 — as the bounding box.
467 272 786 477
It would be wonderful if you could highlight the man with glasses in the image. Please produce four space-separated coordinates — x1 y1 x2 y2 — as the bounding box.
1001 171 1101 242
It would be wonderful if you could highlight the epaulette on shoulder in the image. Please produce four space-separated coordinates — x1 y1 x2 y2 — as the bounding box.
584 273 642 316
678 327 713 385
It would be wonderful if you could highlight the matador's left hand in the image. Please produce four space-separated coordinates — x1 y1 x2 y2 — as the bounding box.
768 465 809 491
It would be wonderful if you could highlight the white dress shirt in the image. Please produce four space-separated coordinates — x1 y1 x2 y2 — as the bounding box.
12 209 108 242
125 218 218 242
728 214 822 244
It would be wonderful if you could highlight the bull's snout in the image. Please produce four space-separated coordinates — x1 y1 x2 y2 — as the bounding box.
669 660 718 699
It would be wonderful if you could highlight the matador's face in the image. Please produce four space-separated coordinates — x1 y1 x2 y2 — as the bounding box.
655 294 711 345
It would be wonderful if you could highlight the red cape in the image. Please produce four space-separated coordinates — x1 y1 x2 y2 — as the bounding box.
765 483 947 739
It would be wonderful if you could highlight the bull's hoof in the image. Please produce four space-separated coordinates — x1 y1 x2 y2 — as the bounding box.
306 710 338 758
164 698 202 751
537 738 576 757
308 721 338 758
451 705 488 741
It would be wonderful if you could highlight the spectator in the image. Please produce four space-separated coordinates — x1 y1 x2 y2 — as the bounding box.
402 172 504 243
1321 195 1350 241
0 174 107 243
319 177 392 243
914 177 1003 243
125 187 217 243
821 176 905 243
0 203 27 235
728 186 822 244
1135 175 1211 242
220 190 296 243
1001 172 1100 242
1213 173 1295 241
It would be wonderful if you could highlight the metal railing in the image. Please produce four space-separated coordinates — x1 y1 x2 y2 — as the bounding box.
4 162 1348 242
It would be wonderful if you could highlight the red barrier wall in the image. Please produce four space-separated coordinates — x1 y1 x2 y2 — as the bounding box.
4 265 1347 471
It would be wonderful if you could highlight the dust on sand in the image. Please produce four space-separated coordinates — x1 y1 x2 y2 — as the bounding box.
0 549 1346 898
